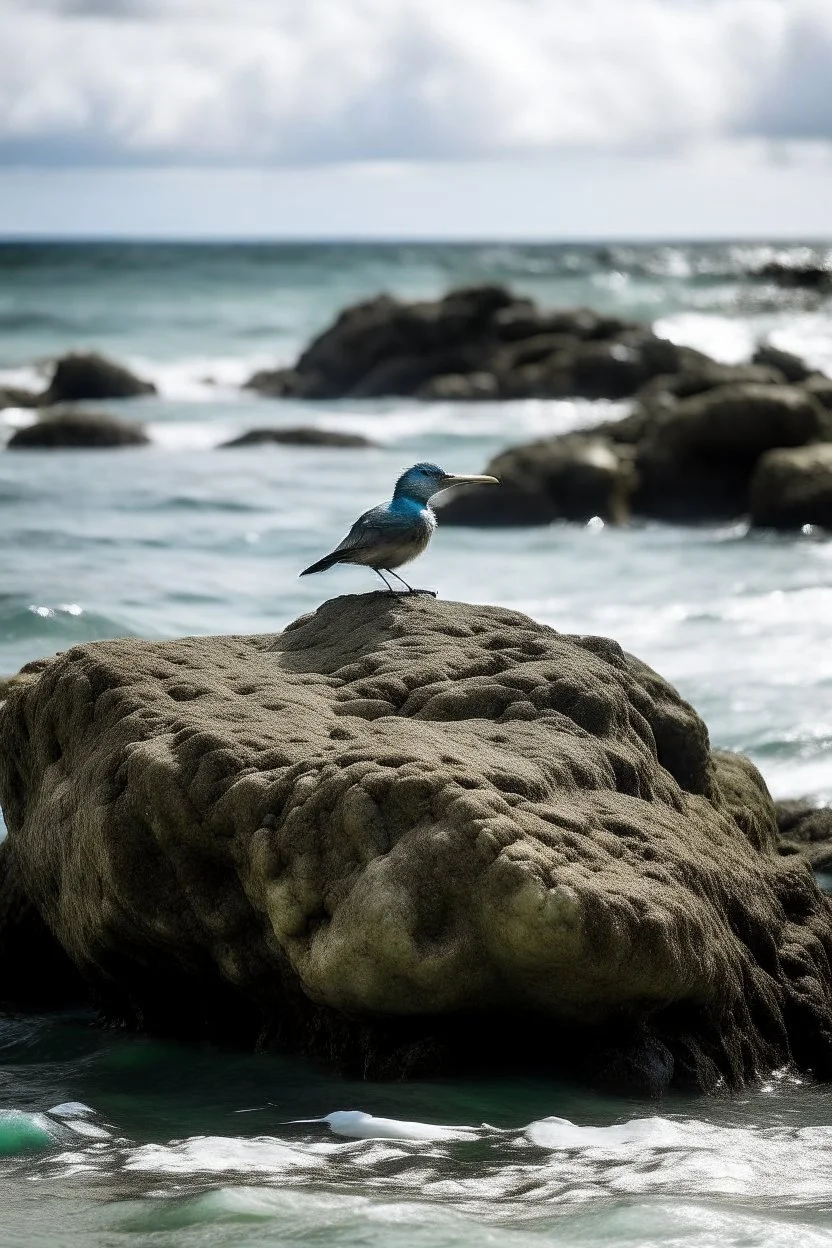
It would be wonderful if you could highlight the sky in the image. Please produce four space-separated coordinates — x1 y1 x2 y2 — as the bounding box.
0 0 830 239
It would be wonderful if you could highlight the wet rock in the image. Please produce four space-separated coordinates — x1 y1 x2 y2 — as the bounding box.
219 427 376 449
45 352 156 402
439 435 636 525
635 384 831 520
752 344 813 384
6 410 150 449
2 595 831 1090
749 443 832 531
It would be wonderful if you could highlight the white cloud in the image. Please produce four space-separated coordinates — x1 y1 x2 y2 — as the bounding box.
0 0 831 166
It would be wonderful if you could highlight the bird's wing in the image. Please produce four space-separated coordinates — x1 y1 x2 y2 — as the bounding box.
332 504 405 555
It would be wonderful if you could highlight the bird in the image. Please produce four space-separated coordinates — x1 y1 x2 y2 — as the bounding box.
299 462 499 594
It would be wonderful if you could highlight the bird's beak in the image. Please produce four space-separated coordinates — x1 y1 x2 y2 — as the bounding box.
438 473 500 489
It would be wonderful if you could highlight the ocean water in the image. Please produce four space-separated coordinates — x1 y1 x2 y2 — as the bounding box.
1 240 831 1247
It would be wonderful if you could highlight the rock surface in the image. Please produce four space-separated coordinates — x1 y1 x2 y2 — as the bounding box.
219 427 376 449
442 382 832 526
1 595 831 1090
6 410 150 449
776 801 832 872
243 286 715 403
749 444 832 530
45 353 156 403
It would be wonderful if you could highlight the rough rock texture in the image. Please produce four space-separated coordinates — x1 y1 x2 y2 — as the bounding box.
7 410 150 450
243 286 713 403
2 595 831 1091
219 427 376 449
749 444 832 531
777 801 832 872
45 353 156 403
443 382 832 526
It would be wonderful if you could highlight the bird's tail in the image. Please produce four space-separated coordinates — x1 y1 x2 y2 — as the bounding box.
299 550 343 577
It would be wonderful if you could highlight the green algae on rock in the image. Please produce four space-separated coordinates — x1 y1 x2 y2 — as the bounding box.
1 595 831 1092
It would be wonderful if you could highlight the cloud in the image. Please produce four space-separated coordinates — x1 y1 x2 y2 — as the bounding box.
0 0 831 167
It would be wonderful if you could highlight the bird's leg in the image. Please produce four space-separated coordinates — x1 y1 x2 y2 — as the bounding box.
374 568 396 593
385 569 437 598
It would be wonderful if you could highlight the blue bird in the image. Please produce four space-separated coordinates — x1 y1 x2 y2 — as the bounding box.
300 462 499 594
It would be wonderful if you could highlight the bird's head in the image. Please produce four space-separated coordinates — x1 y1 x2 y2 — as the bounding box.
393 462 499 504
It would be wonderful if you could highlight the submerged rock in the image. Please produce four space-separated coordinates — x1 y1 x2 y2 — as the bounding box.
1 595 831 1091
6 410 150 449
749 443 832 531
45 353 156 403
219 427 376 449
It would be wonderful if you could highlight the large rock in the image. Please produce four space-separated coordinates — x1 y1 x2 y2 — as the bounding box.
634 383 831 520
243 287 704 403
45 353 156 403
6 410 150 449
2 595 831 1091
751 344 813 385
749 444 832 531
440 436 636 526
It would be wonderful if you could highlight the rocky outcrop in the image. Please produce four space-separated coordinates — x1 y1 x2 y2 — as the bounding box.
442 382 832 526
243 286 717 403
749 444 832 531
6 410 150 449
219 427 376 449
44 353 156 403
634 384 830 521
752 344 813 385
1 595 831 1092
437 435 635 525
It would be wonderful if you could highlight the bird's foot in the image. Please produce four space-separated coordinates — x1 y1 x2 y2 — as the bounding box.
406 588 437 597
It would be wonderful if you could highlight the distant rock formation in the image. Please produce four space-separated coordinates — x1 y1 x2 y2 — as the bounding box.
243 285 715 403
219 426 376 449
2 594 831 1092
6 409 150 449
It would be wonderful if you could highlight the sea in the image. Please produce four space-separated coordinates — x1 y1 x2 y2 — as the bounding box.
1 239 831 1247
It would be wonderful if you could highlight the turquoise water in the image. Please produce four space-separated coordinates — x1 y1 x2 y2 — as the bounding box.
1 241 831 1246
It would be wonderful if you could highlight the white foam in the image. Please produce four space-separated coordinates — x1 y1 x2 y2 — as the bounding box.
291 1111 480 1142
